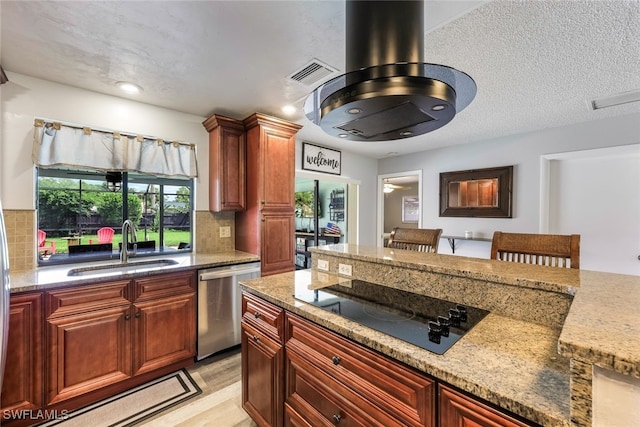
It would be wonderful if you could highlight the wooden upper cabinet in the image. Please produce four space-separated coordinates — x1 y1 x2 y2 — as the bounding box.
237 113 302 276
243 113 301 211
203 114 246 212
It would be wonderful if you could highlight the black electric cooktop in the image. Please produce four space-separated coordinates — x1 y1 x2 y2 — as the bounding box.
294 280 489 355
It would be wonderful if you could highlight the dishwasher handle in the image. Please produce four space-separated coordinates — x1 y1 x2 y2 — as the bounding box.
199 264 261 281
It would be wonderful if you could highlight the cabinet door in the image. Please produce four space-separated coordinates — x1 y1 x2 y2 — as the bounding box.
260 125 296 210
1 293 43 416
132 293 196 376
244 113 299 211
439 385 532 427
205 114 246 212
261 212 295 276
46 306 131 405
242 321 284 427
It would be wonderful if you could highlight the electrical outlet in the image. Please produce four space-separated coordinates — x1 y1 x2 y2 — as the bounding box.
338 263 352 276
318 259 329 271
219 226 231 238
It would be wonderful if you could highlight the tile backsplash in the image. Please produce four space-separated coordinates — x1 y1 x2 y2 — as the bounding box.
4 210 36 271
195 210 235 253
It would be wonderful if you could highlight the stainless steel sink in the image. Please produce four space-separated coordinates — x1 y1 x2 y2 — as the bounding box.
67 259 179 277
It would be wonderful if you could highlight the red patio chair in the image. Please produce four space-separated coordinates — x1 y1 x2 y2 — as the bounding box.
37 229 56 255
90 227 115 244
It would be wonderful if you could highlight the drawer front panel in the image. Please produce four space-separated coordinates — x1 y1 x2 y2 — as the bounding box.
47 281 130 318
286 313 435 427
242 292 284 343
286 347 394 427
439 385 534 427
134 271 195 302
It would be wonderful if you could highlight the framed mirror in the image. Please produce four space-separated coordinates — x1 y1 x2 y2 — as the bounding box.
439 166 513 218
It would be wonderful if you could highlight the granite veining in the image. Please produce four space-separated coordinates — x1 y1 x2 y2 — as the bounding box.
568 359 592 427
558 271 640 378
240 269 571 427
9 251 260 293
312 247 573 329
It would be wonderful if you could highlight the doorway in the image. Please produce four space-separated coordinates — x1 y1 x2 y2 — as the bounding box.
376 170 422 247
294 176 351 269
541 144 640 275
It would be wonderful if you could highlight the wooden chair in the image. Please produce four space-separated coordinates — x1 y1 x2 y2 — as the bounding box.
387 227 443 253
490 231 580 269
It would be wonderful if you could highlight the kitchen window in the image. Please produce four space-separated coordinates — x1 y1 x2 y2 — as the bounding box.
37 168 193 265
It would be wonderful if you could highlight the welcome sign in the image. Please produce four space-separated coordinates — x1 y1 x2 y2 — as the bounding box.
302 142 341 175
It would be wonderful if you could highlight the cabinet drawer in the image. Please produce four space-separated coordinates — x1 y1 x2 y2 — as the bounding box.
134 271 195 302
47 281 130 318
287 346 402 427
242 292 284 343
286 313 435 427
439 385 534 427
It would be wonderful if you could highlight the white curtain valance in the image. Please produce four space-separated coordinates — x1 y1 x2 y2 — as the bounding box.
32 119 198 178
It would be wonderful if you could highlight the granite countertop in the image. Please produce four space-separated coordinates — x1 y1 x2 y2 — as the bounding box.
9 251 260 293
558 270 640 378
312 244 582 295
240 269 572 427
313 244 640 380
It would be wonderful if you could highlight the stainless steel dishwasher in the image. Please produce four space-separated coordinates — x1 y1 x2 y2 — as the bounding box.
197 262 261 360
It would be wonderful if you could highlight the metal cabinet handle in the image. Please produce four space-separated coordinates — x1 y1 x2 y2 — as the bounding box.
332 355 341 365
332 414 341 424
125 314 131 320
135 312 141 319
254 312 261 319
252 335 260 342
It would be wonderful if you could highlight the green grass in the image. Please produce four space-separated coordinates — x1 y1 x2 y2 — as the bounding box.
42 230 191 254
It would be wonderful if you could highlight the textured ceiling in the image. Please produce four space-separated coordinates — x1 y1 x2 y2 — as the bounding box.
1 1 639 159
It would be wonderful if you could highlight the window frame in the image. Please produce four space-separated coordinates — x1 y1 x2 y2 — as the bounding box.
36 167 194 266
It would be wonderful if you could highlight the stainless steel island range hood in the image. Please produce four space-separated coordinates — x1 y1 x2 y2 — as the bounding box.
304 0 476 142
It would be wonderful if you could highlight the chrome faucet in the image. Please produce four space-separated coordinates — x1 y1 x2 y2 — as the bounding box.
120 219 138 263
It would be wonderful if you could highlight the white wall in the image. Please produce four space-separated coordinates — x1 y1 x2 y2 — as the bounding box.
0 72 210 210
378 113 640 258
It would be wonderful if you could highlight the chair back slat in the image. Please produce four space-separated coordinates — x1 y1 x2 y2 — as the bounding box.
490 231 580 269
387 228 443 253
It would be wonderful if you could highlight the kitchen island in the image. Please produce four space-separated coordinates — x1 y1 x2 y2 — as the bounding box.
239 244 640 427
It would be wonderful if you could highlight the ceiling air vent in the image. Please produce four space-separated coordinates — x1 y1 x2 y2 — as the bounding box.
289 59 338 86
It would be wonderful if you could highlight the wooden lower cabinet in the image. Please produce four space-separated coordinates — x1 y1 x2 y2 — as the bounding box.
242 292 538 427
439 385 534 427
46 304 132 404
285 313 435 427
1 293 43 422
241 321 284 427
241 293 284 427
45 271 196 407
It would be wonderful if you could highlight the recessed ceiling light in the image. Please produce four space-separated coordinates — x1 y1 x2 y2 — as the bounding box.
281 104 297 115
400 131 413 137
347 108 362 114
338 133 349 138
591 89 640 110
116 81 143 94
432 105 446 111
